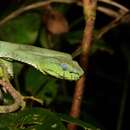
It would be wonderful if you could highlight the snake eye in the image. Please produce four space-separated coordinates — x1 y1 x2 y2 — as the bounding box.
60 63 68 71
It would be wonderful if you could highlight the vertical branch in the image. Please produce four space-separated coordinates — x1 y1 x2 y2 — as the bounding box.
68 0 97 130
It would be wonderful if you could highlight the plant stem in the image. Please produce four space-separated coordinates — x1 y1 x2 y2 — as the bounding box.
0 0 76 27
97 11 129 39
0 0 128 27
0 80 25 113
68 0 97 130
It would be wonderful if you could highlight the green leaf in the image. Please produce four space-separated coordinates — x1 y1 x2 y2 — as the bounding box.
0 108 66 130
13 62 24 76
91 38 113 54
0 127 10 130
25 67 58 105
37 79 58 105
0 12 41 44
65 31 83 45
59 114 99 130
0 108 100 130
72 38 113 58
39 28 49 48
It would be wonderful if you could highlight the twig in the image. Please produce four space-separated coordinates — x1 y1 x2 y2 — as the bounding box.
68 0 97 130
98 0 129 12
97 6 119 17
0 0 128 27
97 11 128 39
0 79 44 113
0 1 51 26
77 0 128 17
0 0 76 27
0 80 25 113
23 96 43 105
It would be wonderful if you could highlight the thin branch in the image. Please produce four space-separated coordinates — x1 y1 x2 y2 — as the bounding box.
0 0 76 27
0 0 128 27
67 76 86 130
68 0 97 130
97 11 128 39
23 96 43 105
77 0 128 17
0 79 44 113
98 0 129 12
0 1 51 26
0 80 25 113
97 6 119 17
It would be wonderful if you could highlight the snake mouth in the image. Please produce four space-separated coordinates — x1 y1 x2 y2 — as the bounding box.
62 72 80 81
41 68 81 81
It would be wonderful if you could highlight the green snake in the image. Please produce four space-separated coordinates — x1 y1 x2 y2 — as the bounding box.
0 40 84 113
0 40 84 81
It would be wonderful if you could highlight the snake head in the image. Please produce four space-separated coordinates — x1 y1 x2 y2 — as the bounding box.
39 57 84 81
